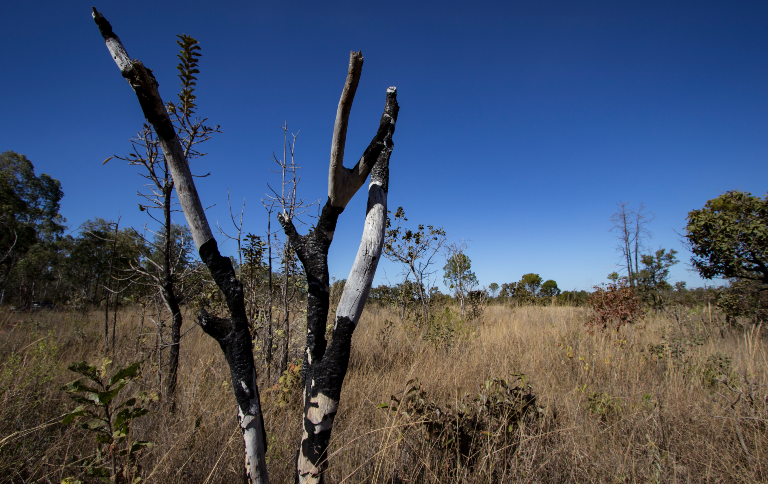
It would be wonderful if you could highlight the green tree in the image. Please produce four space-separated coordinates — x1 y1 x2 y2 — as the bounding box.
488 282 499 298
558 290 591 306
636 248 678 308
66 219 144 307
520 273 543 297
510 281 533 305
384 207 448 323
686 190 768 285
0 151 65 299
540 279 561 297
443 245 478 318
640 249 678 289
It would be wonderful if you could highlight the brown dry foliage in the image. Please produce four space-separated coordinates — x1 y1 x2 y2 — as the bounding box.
0 303 766 483
589 282 646 331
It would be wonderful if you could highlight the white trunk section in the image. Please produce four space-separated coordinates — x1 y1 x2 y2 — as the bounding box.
336 181 387 325
240 368 269 484
105 37 131 71
93 8 214 251
296 392 339 483
156 137 214 250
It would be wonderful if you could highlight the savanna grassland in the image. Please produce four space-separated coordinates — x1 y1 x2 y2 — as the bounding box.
1 303 766 483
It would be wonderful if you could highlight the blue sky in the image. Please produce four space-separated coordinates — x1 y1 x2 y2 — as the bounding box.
2 0 766 291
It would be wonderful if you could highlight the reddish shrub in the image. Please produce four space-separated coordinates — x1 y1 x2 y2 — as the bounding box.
588 282 646 331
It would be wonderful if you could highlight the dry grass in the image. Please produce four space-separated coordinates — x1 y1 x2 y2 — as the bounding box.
0 303 766 483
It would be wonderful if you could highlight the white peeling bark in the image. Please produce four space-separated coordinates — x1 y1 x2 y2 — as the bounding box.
296 391 338 480
336 181 387 324
240 368 269 481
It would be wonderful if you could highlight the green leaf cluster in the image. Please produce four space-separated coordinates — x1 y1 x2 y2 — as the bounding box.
686 190 768 284
385 207 446 264
168 34 202 117
60 359 154 482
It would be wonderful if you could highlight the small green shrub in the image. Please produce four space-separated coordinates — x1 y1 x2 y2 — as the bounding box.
267 362 302 409
587 391 622 420
423 306 473 349
60 359 154 483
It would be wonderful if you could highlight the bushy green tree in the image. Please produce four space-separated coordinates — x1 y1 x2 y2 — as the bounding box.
540 279 560 297
443 248 478 318
66 219 144 307
0 151 65 299
520 273 543 297
384 207 447 323
686 190 768 285
636 248 678 308
558 290 591 306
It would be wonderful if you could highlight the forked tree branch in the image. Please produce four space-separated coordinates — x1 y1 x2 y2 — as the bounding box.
293 85 398 483
327 51 398 210
328 51 363 207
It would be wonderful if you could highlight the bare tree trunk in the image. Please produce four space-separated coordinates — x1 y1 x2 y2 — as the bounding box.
159 183 184 407
104 218 119 351
155 300 164 393
265 214 274 382
0 261 13 302
408 262 429 323
278 53 398 480
112 276 120 353
280 245 291 376
92 10 268 482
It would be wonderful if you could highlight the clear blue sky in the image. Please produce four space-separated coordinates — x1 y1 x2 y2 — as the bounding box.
2 1 766 291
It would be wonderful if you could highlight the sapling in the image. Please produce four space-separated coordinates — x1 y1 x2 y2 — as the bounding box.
61 359 154 483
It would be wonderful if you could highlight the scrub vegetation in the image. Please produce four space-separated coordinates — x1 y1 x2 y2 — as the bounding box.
1 8 767 481
1 300 766 483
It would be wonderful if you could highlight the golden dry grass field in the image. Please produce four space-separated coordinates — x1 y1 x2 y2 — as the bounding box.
1 303 766 483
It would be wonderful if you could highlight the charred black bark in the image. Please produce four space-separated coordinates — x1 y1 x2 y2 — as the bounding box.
163 184 183 405
197 238 268 465
93 10 268 481
298 315 354 465
278 202 343 382
286 86 398 483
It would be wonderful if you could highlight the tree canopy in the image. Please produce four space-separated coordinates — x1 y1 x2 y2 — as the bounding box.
520 273 543 296
686 190 768 285
0 151 64 293
540 279 560 297
443 252 478 297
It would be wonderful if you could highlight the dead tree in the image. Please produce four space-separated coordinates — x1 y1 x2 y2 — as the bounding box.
265 125 313 378
108 32 219 405
92 9 268 482
276 51 398 482
610 202 654 288
93 9 398 482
